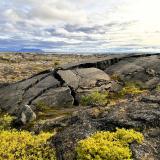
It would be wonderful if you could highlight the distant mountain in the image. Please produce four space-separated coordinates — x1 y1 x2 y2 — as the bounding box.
18 48 44 53
0 48 18 52
0 48 44 53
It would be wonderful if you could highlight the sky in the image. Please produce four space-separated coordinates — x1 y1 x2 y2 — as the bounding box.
0 0 160 53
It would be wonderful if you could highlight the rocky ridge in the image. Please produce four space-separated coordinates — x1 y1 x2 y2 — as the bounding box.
0 53 160 160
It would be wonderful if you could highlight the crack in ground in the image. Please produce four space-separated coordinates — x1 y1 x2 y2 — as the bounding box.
27 84 61 105
14 69 51 84
54 69 79 106
17 72 54 106
5 53 160 109
26 69 79 106
23 72 52 96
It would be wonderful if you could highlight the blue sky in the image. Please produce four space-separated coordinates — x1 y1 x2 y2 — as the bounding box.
0 0 160 53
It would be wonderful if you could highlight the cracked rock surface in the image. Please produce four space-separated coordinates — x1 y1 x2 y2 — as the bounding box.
105 55 160 89
0 55 119 122
0 53 160 159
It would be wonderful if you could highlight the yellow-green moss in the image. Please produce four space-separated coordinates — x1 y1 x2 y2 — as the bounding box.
80 82 146 106
110 74 121 81
0 114 56 160
0 114 15 130
0 130 56 160
80 91 109 106
119 82 146 96
156 85 160 92
76 128 144 160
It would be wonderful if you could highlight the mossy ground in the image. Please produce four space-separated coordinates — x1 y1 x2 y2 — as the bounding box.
80 81 147 106
76 128 144 160
0 114 56 160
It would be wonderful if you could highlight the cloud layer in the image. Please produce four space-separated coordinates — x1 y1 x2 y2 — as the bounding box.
0 0 160 53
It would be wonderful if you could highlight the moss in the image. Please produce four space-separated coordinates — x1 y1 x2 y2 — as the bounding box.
0 114 15 130
0 115 56 160
80 91 109 106
76 128 144 160
0 130 56 160
80 81 147 107
35 100 73 120
110 74 122 81
119 82 146 97
156 85 160 92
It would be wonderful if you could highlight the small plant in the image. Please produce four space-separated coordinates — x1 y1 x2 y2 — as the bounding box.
80 82 146 107
35 100 51 112
76 128 144 160
119 82 146 97
0 114 56 159
110 74 121 81
0 114 15 130
156 85 160 92
54 61 60 66
0 130 56 160
80 91 109 106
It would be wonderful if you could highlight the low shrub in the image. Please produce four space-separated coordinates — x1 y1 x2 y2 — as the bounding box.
76 128 144 160
80 82 146 106
0 114 56 160
119 82 146 96
0 114 15 130
110 74 121 81
156 85 160 92
54 61 60 66
80 91 109 106
0 130 56 160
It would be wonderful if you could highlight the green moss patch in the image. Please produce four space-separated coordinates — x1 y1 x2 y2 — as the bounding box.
76 128 144 160
80 82 147 106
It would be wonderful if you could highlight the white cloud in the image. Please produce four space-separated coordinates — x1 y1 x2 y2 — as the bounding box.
0 0 160 52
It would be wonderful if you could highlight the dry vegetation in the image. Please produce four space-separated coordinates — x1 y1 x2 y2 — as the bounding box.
0 53 105 83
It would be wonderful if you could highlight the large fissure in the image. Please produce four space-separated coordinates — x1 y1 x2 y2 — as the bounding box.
23 73 52 96
53 69 79 106
57 53 160 71
68 85 79 106
27 84 61 105
17 72 54 106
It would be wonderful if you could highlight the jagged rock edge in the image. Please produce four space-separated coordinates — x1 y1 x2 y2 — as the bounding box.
54 69 79 106
57 53 160 71
1 53 160 125
25 53 160 108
